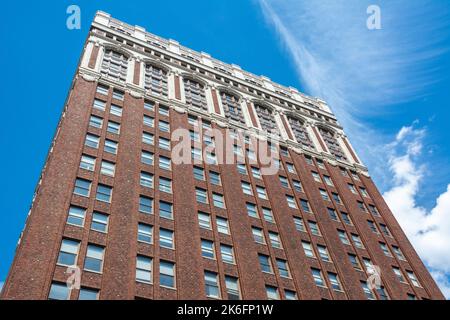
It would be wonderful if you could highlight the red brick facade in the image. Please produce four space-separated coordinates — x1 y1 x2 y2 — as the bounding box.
0 14 444 300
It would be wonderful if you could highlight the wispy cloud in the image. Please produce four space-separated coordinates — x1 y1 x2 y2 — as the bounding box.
258 0 450 186
383 124 450 298
258 0 450 297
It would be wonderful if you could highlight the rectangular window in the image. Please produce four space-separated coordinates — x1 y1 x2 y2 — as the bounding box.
392 245 406 260
237 163 248 175
213 193 225 208
159 105 169 116
80 155 96 171
300 199 311 213
48 282 69 300
220 244 235 264
262 207 274 223
138 223 153 243
159 137 171 150
78 287 99 300
154 147 169 166
136 255 152 283
294 216 305 232
332 193 342 204
205 271 220 298
285 290 297 300
302 241 315 258
140 172 153 188
312 171 321 182
139 196 153 214
107 121 120 134
209 171 221 185
258 254 272 273
252 227 265 244
286 195 297 209
348 254 362 270
286 163 296 174
279 176 289 188
85 134 100 149
74 178 91 197
143 115 154 127
351 234 364 249
241 181 253 196
159 177 172 193
269 232 282 249
361 281 376 300
256 186 267 199
144 100 154 111
369 204 380 216
57 239 80 266
91 212 109 233
357 201 368 212
317 245 330 262
341 212 352 225
407 271 421 287
191 147 202 161
142 132 154 145
328 272 341 291
348 184 357 194
251 167 261 179
201 239 215 259
100 161 115 177
193 166 205 180
360 187 369 197
196 188 208 204
319 189 330 201
379 242 392 257
93 98 106 110
96 184 112 203
338 229 350 245
393 267 406 282
198 212 211 229
112 90 124 101
246 202 258 218
293 180 302 192
266 286 280 300
323 175 334 186
89 115 103 128
206 152 217 165
104 139 118 154
328 208 339 221
160 261 175 288
276 259 290 278
308 221 321 236
380 224 392 237
110 104 123 117
225 276 241 300
311 268 325 287
160 228 174 249
67 206 86 227
84 244 105 273
141 151 154 165
368 220 379 234
216 217 230 234
159 201 173 219
159 120 170 132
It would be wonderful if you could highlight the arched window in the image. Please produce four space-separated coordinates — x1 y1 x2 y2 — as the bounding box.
144 64 168 97
318 127 347 161
184 78 207 111
254 103 277 132
221 92 245 124
287 116 315 149
100 49 128 82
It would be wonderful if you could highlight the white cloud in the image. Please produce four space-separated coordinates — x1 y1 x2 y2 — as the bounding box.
383 125 450 298
0 281 4 292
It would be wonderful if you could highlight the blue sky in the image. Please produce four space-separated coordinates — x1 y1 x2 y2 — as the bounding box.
1 0 449 297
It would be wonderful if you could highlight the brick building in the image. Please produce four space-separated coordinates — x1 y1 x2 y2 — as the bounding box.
0 11 444 300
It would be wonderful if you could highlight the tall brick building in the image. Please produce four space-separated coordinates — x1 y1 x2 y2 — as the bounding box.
1 12 444 300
